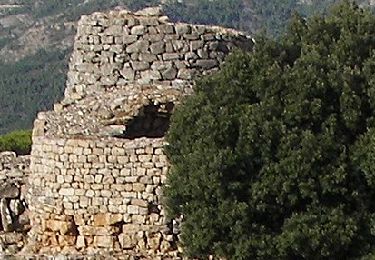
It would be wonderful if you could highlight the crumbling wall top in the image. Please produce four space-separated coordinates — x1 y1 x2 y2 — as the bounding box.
35 6 253 139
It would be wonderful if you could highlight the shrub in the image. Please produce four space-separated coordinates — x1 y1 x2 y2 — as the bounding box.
0 130 32 155
165 1 375 259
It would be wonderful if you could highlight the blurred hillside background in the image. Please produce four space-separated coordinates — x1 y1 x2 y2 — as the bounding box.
0 0 373 134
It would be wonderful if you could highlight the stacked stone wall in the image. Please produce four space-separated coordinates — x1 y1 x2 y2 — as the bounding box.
62 7 252 105
28 136 177 257
26 6 253 258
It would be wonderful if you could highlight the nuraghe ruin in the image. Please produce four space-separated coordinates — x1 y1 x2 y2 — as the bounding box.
1 6 254 259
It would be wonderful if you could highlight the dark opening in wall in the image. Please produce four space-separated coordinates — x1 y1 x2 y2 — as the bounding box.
121 102 174 139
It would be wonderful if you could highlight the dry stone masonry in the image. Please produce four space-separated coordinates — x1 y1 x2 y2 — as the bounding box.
0 152 30 255
28 137 173 257
61 6 252 106
24 6 253 258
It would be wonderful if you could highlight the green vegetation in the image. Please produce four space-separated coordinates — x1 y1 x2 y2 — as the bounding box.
0 129 32 155
165 2 375 259
164 0 247 32
164 0 361 37
0 48 68 134
29 0 159 21
0 0 160 135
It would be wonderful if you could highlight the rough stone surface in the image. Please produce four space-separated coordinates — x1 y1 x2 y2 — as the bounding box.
21 6 253 258
61 6 252 107
0 152 30 255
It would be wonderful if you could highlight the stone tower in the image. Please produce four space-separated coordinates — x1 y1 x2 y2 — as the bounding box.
27 6 253 257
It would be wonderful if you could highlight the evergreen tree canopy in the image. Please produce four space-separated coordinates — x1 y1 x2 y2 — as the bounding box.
165 2 375 259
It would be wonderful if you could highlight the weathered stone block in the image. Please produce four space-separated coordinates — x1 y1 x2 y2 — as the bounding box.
84 175 95 184
144 33 163 42
112 147 125 156
126 40 149 53
101 190 112 197
101 35 114 44
138 16 160 26
118 233 135 249
139 53 158 62
127 205 139 214
103 176 114 184
94 213 123 226
131 61 150 71
94 235 113 247
140 176 153 185
121 67 135 81
91 184 104 190
175 23 191 35
190 40 204 51
104 25 123 35
123 35 138 44
121 224 140 235
178 68 196 80
0 184 19 199
139 70 162 83
157 24 174 34
138 155 152 162
132 215 146 224
161 66 177 80
150 42 165 55
131 25 146 35
76 235 86 248
117 156 129 164
94 175 103 183
59 188 75 196
131 199 148 208
136 167 146 175
162 53 180 61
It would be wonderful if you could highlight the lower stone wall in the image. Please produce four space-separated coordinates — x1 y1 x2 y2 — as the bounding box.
0 152 30 255
27 136 179 257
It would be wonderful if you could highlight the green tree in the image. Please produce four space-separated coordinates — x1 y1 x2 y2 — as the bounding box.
165 1 375 259
0 48 68 134
0 129 32 155
164 0 245 31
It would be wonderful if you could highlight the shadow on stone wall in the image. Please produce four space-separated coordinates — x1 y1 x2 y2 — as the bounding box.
121 102 174 139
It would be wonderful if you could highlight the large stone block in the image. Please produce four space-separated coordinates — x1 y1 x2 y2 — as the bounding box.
93 213 123 226
59 188 75 196
94 235 113 247
0 184 19 199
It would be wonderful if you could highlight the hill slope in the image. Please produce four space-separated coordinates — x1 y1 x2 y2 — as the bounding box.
0 0 374 134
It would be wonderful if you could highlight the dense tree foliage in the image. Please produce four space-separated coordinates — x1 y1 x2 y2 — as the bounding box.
164 0 368 36
165 2 375 259
0 49 68 134
0 129 32 155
